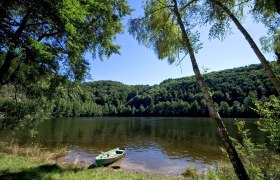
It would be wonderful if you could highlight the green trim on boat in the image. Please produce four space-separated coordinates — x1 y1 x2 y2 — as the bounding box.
95 148 125 167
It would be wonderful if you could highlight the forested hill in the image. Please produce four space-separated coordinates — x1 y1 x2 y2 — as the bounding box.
50 63 278 118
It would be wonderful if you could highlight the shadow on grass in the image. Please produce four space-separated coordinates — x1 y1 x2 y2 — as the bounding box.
0 164 81 180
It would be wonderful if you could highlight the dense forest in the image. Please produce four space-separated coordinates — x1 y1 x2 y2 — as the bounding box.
1 63 278 120
49 63 278 118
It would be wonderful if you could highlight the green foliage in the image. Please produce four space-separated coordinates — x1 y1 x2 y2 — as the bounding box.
206 162 237 180
129 0 181 64
252 0 279 33
228 120 280 179
255 96 280 151
0 0 131 133
219 101 230 116
201 0 279 61
0 0 131 85
52 83 103 117
1 63 278 119
209 118 280 179
181 166 199 179
0 97 52 136
129 0 202 65
252 0 280 58
233 121 261 161
201 0 246 41
2 63 275 119
80 63 277 117
204 167 219 180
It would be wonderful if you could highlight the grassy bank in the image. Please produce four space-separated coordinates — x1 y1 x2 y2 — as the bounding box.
1 143 279 179
0 148 184 180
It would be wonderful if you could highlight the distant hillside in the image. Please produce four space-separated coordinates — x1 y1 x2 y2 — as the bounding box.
1 63 278 132
51 63 278 117
83 64 277 117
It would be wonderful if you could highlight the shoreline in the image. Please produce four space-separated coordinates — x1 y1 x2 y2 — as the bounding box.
0 151 185 179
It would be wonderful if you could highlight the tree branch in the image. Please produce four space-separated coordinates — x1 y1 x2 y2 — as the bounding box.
26 21 48 27
0 10 32 85
176 53 187 66
38 31 59 42
180 0 200 11
139 5 174 21
54 37 67 54
275 0 280 14
13 11 31 43
157 0 168 7
232 0 250 7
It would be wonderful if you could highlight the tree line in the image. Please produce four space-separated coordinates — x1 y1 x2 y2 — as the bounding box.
50 63 278 118
2 63 277 120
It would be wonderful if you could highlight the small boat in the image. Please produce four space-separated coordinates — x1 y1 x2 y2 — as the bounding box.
95 148 125 167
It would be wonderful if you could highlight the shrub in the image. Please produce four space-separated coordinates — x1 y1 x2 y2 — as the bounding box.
181 166 199 179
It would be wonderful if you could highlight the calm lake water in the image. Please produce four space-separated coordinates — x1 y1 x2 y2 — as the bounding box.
3 117 260 175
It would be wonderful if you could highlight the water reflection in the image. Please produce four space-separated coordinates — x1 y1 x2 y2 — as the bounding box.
4 117 260 174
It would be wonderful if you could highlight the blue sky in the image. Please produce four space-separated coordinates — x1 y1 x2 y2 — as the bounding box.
88 1 273 85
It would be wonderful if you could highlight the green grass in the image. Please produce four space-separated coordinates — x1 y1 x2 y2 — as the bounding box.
0 141 67 161
2 142 279 179
0 153 184 180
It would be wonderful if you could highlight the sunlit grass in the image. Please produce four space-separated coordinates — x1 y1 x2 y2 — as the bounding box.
0 152 184 180
2 142 279 179
0 142 67 161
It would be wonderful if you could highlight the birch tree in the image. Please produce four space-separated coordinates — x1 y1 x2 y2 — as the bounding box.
129 0 249 179
203 0 280 95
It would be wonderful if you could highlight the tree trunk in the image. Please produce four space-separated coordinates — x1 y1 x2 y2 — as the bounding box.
275 0 280 15
213 0 280 95
276 51 280 64
0 11 30 86
172 0 250 179
0 49 16 86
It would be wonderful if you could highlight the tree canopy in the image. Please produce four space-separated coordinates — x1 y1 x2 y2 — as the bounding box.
0 0 131 85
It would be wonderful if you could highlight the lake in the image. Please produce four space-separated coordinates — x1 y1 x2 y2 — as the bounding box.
3 117 260 175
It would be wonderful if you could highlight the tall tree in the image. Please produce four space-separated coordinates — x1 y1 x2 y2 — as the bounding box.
0 0 130 86
203 0 280 95
129 0 249 179
252 0 280 63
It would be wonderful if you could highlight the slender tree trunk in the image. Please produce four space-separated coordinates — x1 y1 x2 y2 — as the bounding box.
275 0 280 14
212 0 280 95
172 0 249 179
0 49 16 86
276 51 280 64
